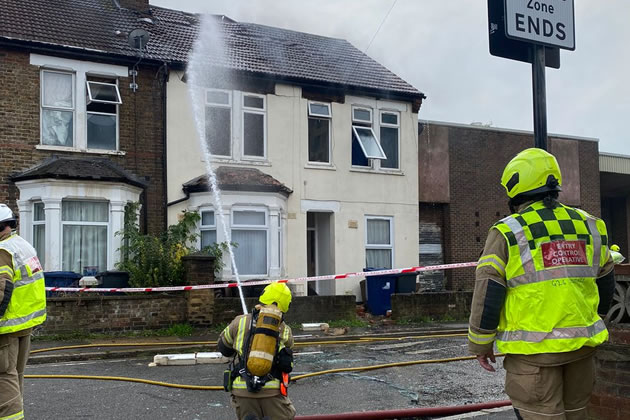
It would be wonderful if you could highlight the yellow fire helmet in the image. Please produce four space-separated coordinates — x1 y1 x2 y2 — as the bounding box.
501 148 563 199
259 282 292 313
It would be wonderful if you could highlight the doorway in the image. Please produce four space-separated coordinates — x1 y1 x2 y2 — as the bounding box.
306 211 335 295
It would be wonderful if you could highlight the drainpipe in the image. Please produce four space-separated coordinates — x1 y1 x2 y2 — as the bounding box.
295 400 512 420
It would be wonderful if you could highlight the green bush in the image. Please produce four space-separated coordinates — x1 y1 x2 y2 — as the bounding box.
115 202 232 287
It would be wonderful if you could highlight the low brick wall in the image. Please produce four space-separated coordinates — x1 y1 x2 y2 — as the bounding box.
391 292 473 320
43 294 187 333
589 325 630 420
213 296 357 324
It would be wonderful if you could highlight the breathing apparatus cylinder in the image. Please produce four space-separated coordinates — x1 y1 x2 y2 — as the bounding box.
246 304 283 377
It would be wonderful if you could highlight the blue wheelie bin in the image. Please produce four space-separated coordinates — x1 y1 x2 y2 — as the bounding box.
364 268 397 315
44 271 82 297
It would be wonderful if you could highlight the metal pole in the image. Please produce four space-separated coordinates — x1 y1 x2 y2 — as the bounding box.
532 44 548 150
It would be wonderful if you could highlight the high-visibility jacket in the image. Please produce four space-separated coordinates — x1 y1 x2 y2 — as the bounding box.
492 202 609 355
0 234 47 334
221 311 292 395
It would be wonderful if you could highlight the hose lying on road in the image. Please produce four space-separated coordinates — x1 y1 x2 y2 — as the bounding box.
25 353 504 390
30 331 467 354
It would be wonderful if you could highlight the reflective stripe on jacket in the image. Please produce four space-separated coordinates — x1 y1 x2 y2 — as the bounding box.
492 202 608 354
0 235 47 334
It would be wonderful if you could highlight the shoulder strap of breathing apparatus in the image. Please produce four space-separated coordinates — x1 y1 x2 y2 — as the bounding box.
236 307 283 393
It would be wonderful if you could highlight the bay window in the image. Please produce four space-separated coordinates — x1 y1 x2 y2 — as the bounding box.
200 209 217 248
231 209 268 275
32 202 45 268
366 216 394 269
61 200 109 274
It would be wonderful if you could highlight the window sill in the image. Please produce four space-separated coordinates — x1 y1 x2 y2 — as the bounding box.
36 145 125 156
305 163 336 171
202 157 271 166
349 167 404 176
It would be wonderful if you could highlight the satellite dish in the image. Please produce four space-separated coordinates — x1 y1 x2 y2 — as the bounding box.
128 28 150 50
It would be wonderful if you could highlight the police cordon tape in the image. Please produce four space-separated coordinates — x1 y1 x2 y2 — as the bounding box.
44 261 478 293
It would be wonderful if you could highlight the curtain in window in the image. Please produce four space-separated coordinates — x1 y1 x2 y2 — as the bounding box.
62 201 109 274
201 230 217 248
232 230 267 275
367 219 391 245
33 225 45 268
42 72 73 146
366 249 392 269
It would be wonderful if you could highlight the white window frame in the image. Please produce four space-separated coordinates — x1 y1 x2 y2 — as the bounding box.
241 92 267 160
205 88 233 158
85 77 121 152
60 200 110 273
307 101 332 165
86 81 122 105
308 102 331 118
40 70 76 148
199 208 217 248
352 106 373 124
379 110 400 170
230 207 269 276
365 216 394 269
32 202 45 267
352 126 387 160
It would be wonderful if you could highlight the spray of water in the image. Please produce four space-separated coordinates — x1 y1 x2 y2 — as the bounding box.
186 15 248 315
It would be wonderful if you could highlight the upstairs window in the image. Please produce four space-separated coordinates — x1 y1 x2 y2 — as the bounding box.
205 89 232 157
307 102 331 164
351 106 386 166
242 93 266 158
200 210 217 248
380 111 400 169
86 79 121 150
41 70 75 147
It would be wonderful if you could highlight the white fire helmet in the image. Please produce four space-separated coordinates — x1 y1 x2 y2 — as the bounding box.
0 204 15 224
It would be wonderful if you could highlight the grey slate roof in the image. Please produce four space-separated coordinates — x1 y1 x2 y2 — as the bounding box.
11 156 148 189
0 0 424 98
183 167 292 197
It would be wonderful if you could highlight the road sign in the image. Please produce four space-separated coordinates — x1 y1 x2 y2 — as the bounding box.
488 0 560 69
505 0 575 50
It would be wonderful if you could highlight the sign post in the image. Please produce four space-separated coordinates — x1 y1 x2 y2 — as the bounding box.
490 0 576 151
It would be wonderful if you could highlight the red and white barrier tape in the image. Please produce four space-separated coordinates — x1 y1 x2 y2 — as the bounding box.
45 261 478 293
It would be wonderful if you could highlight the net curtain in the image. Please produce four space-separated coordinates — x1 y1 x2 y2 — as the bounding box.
61 201 109 274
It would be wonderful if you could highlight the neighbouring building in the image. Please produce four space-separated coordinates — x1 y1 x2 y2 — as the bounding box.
600 152 630 258
418 121 602 291
165 18 425 298
0 0 168 273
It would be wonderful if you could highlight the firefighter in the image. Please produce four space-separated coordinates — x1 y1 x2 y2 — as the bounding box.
468 149 616 420
0 204 47 419
218 282 296 420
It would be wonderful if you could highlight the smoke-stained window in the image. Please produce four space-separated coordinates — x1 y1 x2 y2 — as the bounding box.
41 70 75 147
205 89 232 157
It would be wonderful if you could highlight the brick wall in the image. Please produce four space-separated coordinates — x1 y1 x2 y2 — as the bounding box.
213 296 357 324
0 46 166 234
419 123 601 291
182 254 215 326
589 325 630 420
391 291 473 321
42 294 187 333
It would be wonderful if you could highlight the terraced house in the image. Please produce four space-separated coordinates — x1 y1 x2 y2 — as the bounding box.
0 0 425 299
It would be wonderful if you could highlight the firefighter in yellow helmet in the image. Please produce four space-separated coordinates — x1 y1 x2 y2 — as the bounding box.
218 282 295 420
468 149 616 420
0 204 47 420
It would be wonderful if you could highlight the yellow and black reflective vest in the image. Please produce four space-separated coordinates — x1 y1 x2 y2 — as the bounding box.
492 201 609 355
221 311 292 394
0 234 47 334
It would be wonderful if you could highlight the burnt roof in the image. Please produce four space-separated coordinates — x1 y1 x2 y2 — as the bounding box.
183 166 292 197
0 0 424 99
11 156 147 188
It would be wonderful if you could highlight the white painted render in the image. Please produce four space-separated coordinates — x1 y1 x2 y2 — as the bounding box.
166 74 419 299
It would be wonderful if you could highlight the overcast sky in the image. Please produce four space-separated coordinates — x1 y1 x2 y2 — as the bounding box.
152 0 629 155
